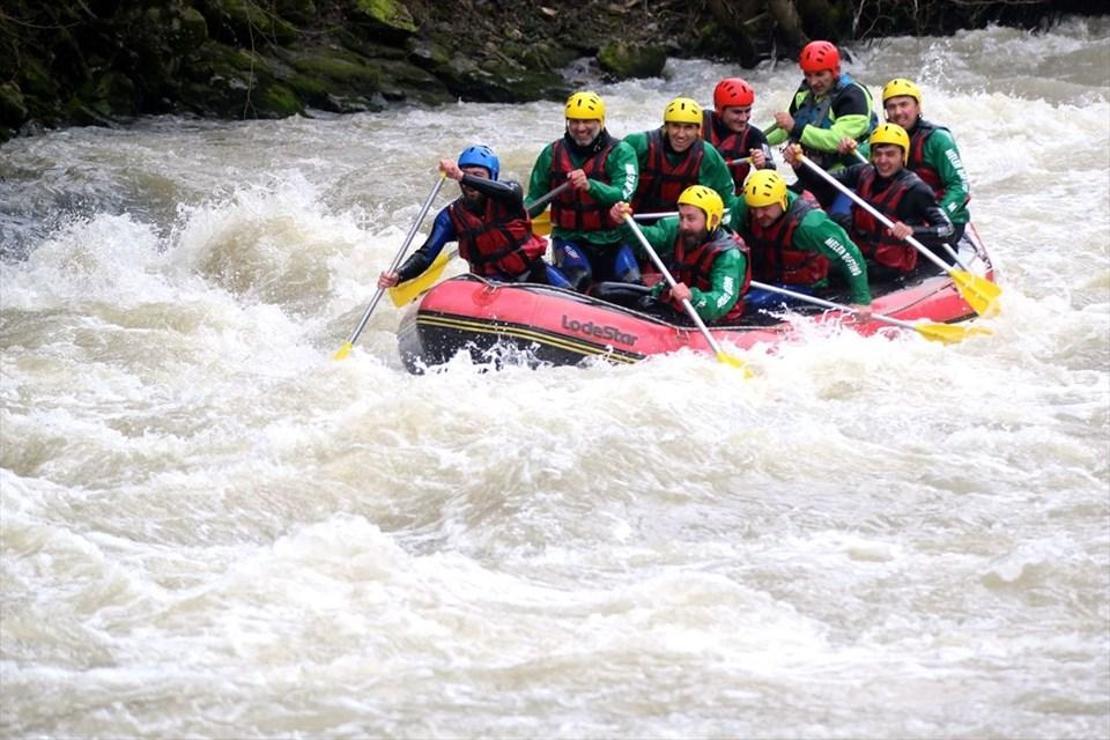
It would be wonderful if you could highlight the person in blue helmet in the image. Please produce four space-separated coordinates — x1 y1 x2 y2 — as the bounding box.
379 145 571 289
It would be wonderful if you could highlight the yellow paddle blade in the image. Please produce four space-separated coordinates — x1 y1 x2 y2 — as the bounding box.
715 350 754 376
914 322 993 345
951 270 1002 317
388 250 452 307
333 341 353 361
531 209 552 237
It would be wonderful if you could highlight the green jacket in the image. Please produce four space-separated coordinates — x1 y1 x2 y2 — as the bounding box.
911 119 971 226
622 129 739 213
767 74 877 169
727 192 872 305
624 217 747 323
527 136 639 246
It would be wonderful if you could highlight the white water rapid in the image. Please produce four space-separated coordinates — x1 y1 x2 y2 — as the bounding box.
2 18 1108 739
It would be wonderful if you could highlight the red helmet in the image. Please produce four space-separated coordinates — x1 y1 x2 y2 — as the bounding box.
713 77 755 112
799 41 841 73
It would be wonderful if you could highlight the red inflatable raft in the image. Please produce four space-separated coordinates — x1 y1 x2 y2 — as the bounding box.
397 226 995 373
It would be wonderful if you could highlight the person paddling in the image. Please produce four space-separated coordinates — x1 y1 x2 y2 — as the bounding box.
702 77 776 191
727 170 872 318
608 185 750 325
786 124 954 282
878 78 971 250
768 41 878 174
526 91 641 293
624 97 738 216
767 40 878 222
379 146 569 290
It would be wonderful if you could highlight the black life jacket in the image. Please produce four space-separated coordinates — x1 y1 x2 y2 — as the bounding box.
549 137 620 232
852 168 918 273
633 128 705 214
448 196 546 278
671 227 751 322
744 196 830 286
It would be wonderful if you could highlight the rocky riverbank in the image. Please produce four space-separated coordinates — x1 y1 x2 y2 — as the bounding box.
0 0 1094 144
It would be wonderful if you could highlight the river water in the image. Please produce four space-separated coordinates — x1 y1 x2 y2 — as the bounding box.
2 18 1108 738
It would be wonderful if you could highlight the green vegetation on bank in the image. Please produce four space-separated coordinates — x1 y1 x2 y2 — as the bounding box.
0 0 1095 143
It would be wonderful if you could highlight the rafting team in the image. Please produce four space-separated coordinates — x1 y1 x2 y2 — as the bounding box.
377 40 971 327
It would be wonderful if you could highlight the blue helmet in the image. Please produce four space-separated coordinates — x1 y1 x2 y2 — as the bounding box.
457 145 500 181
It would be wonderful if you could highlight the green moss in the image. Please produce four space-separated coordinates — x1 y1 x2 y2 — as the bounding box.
597 41 667 79
258 82 303 116
287 49 382 86
354 0 418 34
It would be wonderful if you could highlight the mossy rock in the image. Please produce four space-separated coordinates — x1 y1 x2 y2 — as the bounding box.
406 36 451 68
256 82 303 117
597 41 667 79
373 58 452 104
284 48 383 87
181 42 298 118
353 0 418 36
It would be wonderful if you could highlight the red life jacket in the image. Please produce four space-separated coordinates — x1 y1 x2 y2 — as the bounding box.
744 196 830 286
703 110 752 190
908 118 945 197
852 168 918 273
549 138 620 231
632 128 704 214
448 197 546 278
672 228 751 322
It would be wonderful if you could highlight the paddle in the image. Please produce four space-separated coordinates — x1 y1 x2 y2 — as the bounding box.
726 156 752 167
749 280 990 344
526 180 573 217
795 152 1000 317
333 173 447 360
846 145 968 269
623 214 750 372
528 180 575 237
630 209 732 221
388 181 572 305
388 248 456 307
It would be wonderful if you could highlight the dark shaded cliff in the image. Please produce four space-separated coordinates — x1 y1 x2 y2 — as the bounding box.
0 0 1097 143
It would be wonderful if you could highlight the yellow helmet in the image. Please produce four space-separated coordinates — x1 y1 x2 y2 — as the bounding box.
744 170 788 210
663 97 702 125
565 91 605 122
869 123 911 163
677 185 724 230
881 78 922 106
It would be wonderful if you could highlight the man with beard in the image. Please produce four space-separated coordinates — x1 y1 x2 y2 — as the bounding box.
786 123 955 282
855 78 971 252
703 77 776 192
608 185 749 325
378 145 568 290
726 170 872 316
526 91 640 292
624 97 738 216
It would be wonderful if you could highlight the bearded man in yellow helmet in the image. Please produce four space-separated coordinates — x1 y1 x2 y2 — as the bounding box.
623 97 738 217
726 170 872 316
606 185 750 325
838 78 971 250
527 91 642 292
786 123 954 282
